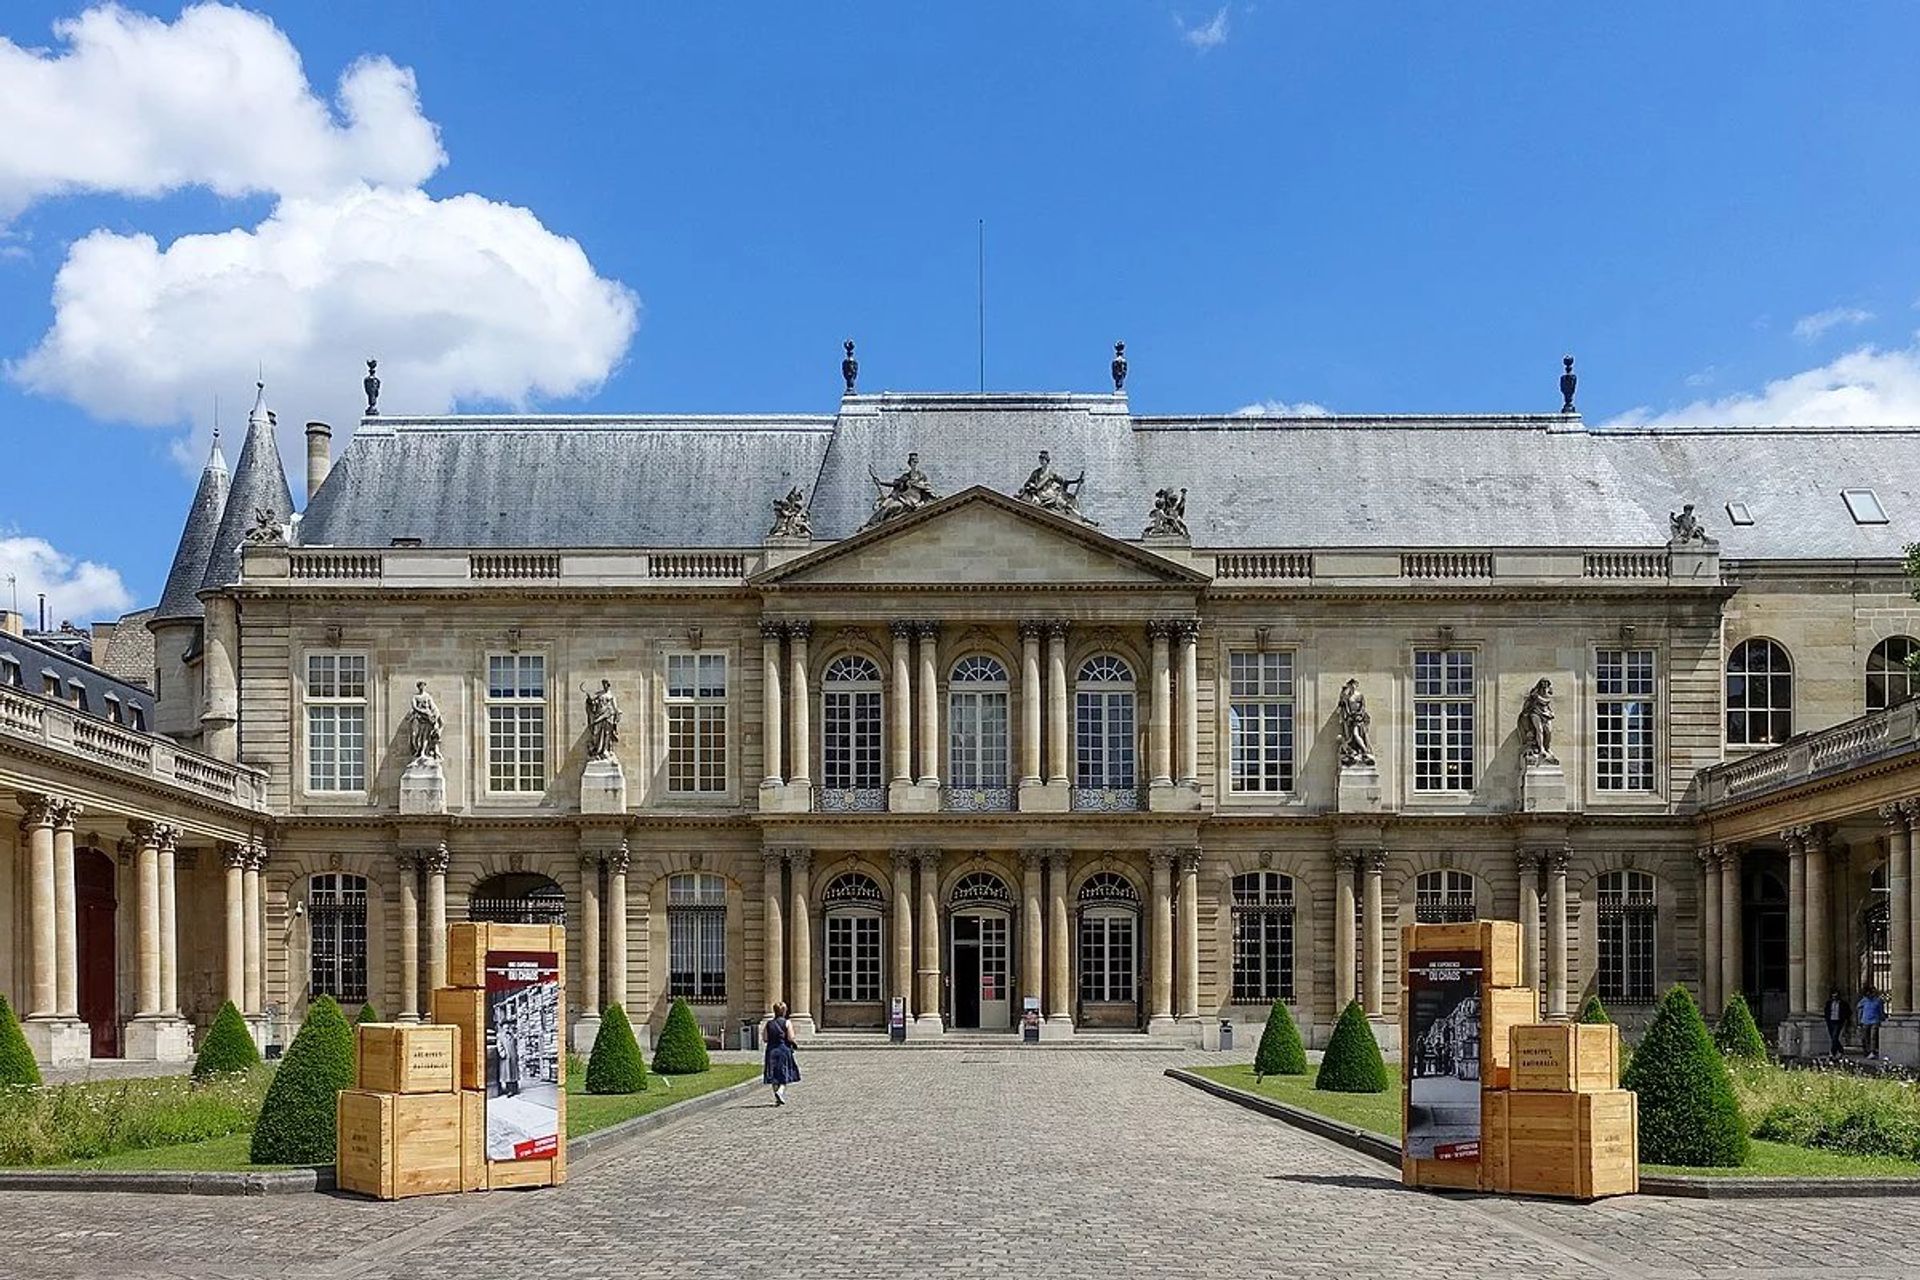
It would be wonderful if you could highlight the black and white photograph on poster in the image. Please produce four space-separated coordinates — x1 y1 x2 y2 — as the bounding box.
485 949 561 1161
1405 949 1483 1161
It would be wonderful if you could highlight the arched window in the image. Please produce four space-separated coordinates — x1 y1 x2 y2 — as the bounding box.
1867 637 1918 712
1414 870 1476 924
1596 870 1657 1005
950 870 1015 910
822 872 883 1005
822 655 884 810
1074 655 1137 807
1077 872 1140 1006
1727 639 1793 746
309 872 369 1003
668 872 727 1002
947 656 1010 808
469 873 566 925
1231 872 1294 1002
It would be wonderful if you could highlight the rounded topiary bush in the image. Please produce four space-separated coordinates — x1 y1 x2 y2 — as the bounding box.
650 997 711 1075
1253 999 1308 1079
193 1000 261 1078
250 995 355 1165
586 1005 649 1094
1578 994 1612 1025
1315 1000 1389 1093
0 994 41 1086
1714 993 1769 1061
355 1001 382 1025
1622 984 1748 1167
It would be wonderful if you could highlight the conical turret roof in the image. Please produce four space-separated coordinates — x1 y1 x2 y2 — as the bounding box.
152 429 229 622
200 382 294 593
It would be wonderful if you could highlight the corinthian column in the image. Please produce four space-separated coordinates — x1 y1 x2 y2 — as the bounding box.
788 621 812 788
915 848 944 1031
130 821 163 1018
1046 622 1070 786
890 622 914 786
1362 851 1385 1016
761 621 785 787
1800 838 1825 1017
916 623 940 787
157 826 180 1017
1148 850 1174 1031
1177 849 1200 1022
242 845 264 1015
1786 826 1808 1017
1021 851 1045 1013
1046 850 1072 1028
51 799 81 1019
223 843 248 1008
1018 622 1044 786
788 848 815 1034
1147 622 1173 786
1515 850 1541 1016
892 850 917 1017
1174 621 1200 787
1721 844 1746 1014
1698 847 1721 1014
395 851 420 1020
424 842 450 993
1545 847 1569 1020
607 843 630 1011
1332 851 1357 1012
1882 804 1913 1011
579 853 603 1018
764 849 786 1012
18 794 57 1018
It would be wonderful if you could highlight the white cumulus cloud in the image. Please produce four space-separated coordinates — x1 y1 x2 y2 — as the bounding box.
1233 398 1332 417
1792 306 1875 342
1177 6 1231 51
1609 339 1920 427
0 534 134 626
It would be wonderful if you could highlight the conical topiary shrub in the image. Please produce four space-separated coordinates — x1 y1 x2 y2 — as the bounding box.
585 1005 649 1094
250 996 355 1165
0 994 41 1086
1622 984 1748 1167
356 1001 382 1025
650 997 711 1075
1714 993 1769 1060
1578 994 1612 1024
1315 1000 1389 1093
1253 999 1308 1078
193 1000 261 1078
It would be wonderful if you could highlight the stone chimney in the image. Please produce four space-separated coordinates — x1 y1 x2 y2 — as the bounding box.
305 420 332 500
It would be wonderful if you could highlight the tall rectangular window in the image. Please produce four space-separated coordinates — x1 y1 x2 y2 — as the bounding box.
825 915 882 1001
1227 651 1294 793
487 653 547 793
667 872 727 1000
1596 648 1656 792
1413 649 1475 791
308 872 369 1001
667 652 728 793
1597 870 1657 1004
1230 872 1294 1002
306 653 368 792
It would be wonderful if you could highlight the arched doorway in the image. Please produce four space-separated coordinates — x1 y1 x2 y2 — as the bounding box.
77 847 118 1058
1077 870 1141 1030
469 873 566 925
948 871 1013 1030
821 871 884 1028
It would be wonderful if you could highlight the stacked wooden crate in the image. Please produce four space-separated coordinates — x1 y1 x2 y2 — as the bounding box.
1487 1022 1637 1199
336 1023 485 1199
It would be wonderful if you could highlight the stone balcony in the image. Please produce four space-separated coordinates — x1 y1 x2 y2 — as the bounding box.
0 684 270 812
1696 699 1920 810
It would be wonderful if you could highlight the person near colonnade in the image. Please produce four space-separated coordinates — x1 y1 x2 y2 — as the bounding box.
763 1002 802 1106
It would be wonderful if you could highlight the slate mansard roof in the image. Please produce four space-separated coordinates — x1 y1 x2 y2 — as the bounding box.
289 393 1918 561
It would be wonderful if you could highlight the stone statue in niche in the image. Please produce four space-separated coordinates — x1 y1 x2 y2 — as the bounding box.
1669 502 1709 543
584 679 621 761
407 681 443 765
864 452 937 527
1016 450 1095 524
1520 678 1557 764
1143 486 1188 539
1337 678 1375 768
769 486 812 538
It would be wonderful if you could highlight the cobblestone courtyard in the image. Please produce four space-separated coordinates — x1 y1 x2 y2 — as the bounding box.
4 1050 1918 1279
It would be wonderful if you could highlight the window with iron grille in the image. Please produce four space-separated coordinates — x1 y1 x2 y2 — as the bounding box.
1227 650 1294 793
822 655 883 791
1726 639 1792 746
1867 637 1918 713
1231 871 1294 1001
486 653 546 792
1597 870 1657 1004
1075 655 1136 790
1414 869 1477 923
1596 648 1656 792
668 872 727 1000
309 872 368 1002
948 656 1010 790
1413 649 1475 791
306 653 368 792
667 653 728 793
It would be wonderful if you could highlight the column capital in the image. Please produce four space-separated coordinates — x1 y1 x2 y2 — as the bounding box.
1020 848 1047 873
760 619 789 640
890 619 919 640
1514 849 1542 880
1044 619 1070 641
1044 848 1070 873
914 619 941 639
1717 842 1743 870
891 848 917 874
15 791 54 830
1543 846 1570 876
915 847 942 872
247 842 271 872
784 847 813 876
1176 848 1202 876
1782 823 1814 852
1332 849 1357 874
767 843 807 864
1170 618 1200 644
422 841 451 876
1146 619 1176 641
1149 848 1175 873
1879 800 1917 829
1696 844 1720 871
1017 619 1047 642
48 797 83 830
786 619 813 642
606 840 632 875
221 841 251 871
579 852 604 873
1365 849 1388 874
395 848 421 873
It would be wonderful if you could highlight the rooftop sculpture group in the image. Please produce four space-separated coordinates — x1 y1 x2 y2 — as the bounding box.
1017 450 1095 524
865 452 937 528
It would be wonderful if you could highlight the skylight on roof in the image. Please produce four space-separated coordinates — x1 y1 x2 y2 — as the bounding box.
1726 501 1754 526
1841 488 1889 524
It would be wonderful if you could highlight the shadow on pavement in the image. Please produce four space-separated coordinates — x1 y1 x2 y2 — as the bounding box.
1264 1172 1404 1192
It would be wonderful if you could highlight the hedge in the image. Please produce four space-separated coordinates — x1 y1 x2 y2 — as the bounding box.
1714 993 1769 1060
1621 984 1748 1167
0 994 40 1086
193 1000 261 1078
356 1001 382 1025
250 996 355 1165
1578 994 1612 1025
1253 1000 1308 1078
585 1005 650 1094
1315 1000 1389 1093
651 998 711 1075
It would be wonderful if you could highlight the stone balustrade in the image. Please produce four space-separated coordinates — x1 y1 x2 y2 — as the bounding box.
1699 699 1920 806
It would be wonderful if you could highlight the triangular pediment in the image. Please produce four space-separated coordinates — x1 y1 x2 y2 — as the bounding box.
755 487 1205 588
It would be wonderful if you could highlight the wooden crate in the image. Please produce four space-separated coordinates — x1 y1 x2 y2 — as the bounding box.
1480 986 1538 1090
1403 1152 1488 1191
447 922 566 988
1484 1089 1638 1200
485 1086 568 1189
1402 920 1523 989
430 987 489 1091
1510 1022 1620 1093
335 1089 465 1200
459 1090 486 1193
356 1023 459 1095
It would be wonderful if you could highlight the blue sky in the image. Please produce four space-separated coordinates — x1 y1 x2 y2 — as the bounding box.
3 2 1920 622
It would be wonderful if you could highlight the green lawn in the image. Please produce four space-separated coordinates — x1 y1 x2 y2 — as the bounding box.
48 1131 294 1172
1187 1064 1920 1180
567 1063 760 1137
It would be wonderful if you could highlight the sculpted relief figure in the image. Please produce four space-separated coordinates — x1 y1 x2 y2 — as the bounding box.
1017 450 1095 525
864 451 937 528
769 485 812 539
407 681 444 765
1143 486 1188 539
1669 502 1708 543
1520 678 1557 764
1337 677 1375 768
244 506 286 544
585 679 621 761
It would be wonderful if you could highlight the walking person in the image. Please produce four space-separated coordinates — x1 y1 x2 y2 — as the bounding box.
1824 987 1849 1058
1858 985 1886 1060
763 1001 802 1106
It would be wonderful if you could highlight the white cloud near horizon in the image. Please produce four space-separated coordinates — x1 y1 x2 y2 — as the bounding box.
0 4 638 475
1177 7 1230 51
1234 398 1332 417
0 534 134 627
1609 339 1920 427
1792 306 1874 342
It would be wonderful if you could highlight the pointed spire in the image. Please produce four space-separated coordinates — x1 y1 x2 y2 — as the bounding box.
153 426 233 622
200 380 294 594
248 379 271 428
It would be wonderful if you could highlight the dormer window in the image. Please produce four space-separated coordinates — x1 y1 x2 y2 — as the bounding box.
68 679 88 713
1842 488 1888 524
42 671 59 697
0 655 19 687
105 694 123 725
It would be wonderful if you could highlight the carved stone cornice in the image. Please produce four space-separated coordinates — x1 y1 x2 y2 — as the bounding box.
16 791 54 830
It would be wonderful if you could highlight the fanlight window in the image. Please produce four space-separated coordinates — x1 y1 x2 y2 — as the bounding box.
1077 870 1141 907
952 655 1009 684
822 871 885 910
951 870 1014 909
1414 869 1476 924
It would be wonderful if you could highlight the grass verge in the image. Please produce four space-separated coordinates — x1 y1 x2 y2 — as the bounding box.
567 1063 760 1137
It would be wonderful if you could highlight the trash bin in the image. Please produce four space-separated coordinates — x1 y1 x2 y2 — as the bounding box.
740 1017 758 1051
1218 1019 1234 1052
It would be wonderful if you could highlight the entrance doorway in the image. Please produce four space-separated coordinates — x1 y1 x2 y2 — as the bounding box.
77 848 118 1058
951 912 1010 1030
1743 864 1789 1027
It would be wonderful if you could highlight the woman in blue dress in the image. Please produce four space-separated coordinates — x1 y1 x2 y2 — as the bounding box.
763 1001 801 1105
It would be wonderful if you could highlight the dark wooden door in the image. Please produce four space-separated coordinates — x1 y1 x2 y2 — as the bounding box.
77 849 118 1058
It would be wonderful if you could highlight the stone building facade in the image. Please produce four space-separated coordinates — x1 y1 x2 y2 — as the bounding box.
6 376 1918 1064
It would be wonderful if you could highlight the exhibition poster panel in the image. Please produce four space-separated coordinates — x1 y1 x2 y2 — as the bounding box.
1405 949 1483 1161
485 949 562 1161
